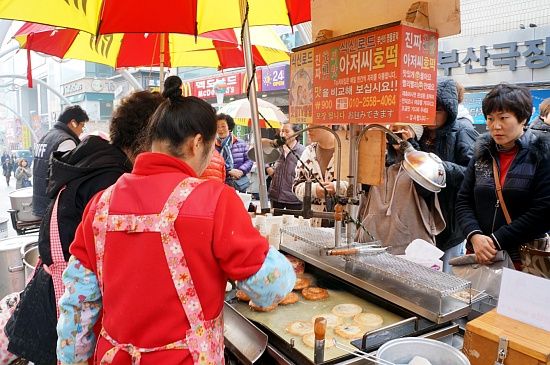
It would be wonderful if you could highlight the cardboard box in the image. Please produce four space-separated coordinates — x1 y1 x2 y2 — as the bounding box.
463 309 550 365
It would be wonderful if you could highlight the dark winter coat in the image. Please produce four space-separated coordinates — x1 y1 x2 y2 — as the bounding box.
268 142 305 204
418 78 479 250
32 122 80 217
529 116 550 134
456 130 550 261
6 136 131 365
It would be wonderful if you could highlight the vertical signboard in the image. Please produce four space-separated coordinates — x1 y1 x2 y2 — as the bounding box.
290 23 438 125
289 49 314 124
400 26 438 124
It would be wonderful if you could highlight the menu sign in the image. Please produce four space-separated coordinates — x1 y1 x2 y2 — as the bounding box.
289 23 438 125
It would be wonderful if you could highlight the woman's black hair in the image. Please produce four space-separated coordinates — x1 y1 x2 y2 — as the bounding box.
110 90 164 157
148 87 217 158
162 75 183 99
482 83 533 123
216 113 235 131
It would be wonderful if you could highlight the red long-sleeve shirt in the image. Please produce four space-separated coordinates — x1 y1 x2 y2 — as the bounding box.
70 152 268 364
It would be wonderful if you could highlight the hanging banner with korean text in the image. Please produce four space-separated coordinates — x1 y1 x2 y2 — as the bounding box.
289 23 438 125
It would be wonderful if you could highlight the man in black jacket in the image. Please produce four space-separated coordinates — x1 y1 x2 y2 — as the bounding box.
32 105 88 217
418 78 479 272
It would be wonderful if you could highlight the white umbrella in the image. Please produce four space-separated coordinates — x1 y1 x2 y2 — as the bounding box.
219 98 287 129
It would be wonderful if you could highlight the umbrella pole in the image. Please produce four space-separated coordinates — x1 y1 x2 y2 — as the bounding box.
159 33 165 93
241 3 270 213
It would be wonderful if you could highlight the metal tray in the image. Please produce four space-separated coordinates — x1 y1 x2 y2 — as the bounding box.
280 226 472 323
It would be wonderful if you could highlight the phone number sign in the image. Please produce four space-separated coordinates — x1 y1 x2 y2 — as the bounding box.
290 23 438 125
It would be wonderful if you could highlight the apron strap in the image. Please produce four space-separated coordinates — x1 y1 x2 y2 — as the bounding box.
92 178 219 364
156 178 208 327
99 328 188 365
46 186 69 318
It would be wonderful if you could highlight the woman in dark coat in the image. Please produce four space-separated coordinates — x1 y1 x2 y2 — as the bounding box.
456 83 550 267
418 78 479 272
6 91 163 365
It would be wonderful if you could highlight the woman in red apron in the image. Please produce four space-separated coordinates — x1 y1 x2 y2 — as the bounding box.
56 87 295 365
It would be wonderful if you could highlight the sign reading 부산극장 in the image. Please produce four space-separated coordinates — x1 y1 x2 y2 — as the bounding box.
289 23 438 125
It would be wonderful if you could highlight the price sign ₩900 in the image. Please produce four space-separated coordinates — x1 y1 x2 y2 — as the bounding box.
289 23 438 126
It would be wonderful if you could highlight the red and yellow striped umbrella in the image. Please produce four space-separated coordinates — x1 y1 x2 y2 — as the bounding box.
14 22 289 69
0 0 310 36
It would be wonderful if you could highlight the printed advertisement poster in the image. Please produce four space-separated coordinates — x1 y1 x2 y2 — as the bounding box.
289 48 314 124
290 24 438 125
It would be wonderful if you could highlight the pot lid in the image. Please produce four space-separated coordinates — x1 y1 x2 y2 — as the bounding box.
0 234 38 252
8 187 33 198
403 150 446 192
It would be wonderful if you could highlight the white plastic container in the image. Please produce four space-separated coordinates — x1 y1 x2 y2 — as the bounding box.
377 337 470 365
237 192 252 210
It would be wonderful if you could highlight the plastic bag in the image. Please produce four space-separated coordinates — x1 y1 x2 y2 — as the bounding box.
0 292 21 364
449 251 515 300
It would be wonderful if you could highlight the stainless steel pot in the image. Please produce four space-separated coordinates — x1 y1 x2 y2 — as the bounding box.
0 234 39 298
21 242 39 285
9 187 42 222
377 337 470 365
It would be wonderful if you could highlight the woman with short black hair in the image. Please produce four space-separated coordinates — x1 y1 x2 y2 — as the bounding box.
456 83 550 268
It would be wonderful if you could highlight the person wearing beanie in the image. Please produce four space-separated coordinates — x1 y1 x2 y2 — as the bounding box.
32 105 89 217
358 125 446 255
418 78 479 272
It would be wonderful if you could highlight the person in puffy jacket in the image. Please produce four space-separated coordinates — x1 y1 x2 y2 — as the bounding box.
199 149 226 182
215 113 252 192
418 78 479 272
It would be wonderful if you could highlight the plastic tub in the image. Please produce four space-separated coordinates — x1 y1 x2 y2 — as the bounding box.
377 337 470 365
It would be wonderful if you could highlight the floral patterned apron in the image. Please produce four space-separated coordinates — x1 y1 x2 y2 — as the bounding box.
92 178 224 365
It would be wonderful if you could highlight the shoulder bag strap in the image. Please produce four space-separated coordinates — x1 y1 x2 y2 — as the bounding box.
492 158 512 224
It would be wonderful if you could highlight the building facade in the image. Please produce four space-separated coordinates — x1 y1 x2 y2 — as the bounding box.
438 0 550 130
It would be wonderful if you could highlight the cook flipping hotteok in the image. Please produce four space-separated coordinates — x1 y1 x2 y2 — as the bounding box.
56 85 295 365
